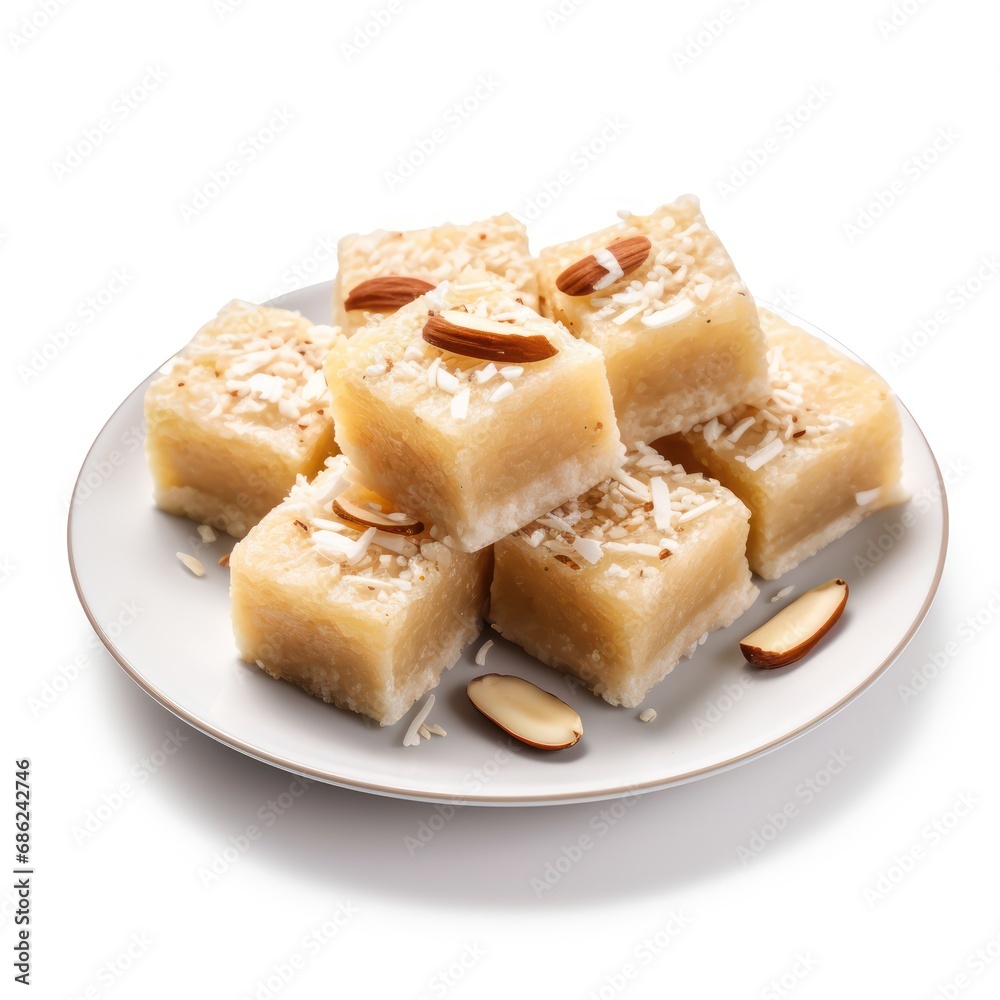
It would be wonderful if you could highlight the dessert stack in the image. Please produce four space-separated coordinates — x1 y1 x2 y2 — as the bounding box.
144 199 906 726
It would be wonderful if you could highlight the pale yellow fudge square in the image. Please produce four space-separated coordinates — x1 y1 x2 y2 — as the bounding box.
658 310 908 580
537 195 769 445
333 213 538 334
144 300 340 538
324 269 623 553
230 458 492 726
489 447 758 708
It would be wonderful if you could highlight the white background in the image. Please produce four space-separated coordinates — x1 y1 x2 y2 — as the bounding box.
5 0 1000 996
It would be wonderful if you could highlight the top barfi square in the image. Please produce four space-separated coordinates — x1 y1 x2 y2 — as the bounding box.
538 195 769 445
324 269 622 553
333 213 538 335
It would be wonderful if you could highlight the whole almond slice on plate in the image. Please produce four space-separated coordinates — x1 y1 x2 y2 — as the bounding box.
740 578 849 668
555 235 652 296
467 674 583 750
344 275 436 312
423 310 558 363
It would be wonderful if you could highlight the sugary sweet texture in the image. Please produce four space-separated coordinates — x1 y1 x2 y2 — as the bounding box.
324 269 623 552
230 458 492 726
489 447 758 708
537 196 769 445
144 300 341 538
333 213 539 334
659 310 908 580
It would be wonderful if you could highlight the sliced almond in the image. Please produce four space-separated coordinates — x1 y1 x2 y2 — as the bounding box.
331 489 424 536
555 235 652 296
423 310 557 363
740 578 849 668
344 275 436 312
554 553 582 570
467 674 583 750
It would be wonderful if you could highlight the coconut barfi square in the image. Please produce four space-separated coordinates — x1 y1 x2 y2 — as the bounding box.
537 196 769 445
230 457 492 726
489 446 758 708
659 310 908 580
333 213 538 335
324 269 622 552
144 300 341 538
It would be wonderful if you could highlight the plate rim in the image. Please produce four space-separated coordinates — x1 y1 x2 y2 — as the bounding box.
67 294 950 806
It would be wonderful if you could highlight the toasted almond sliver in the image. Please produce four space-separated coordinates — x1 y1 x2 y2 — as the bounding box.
423 310 557 364
332 495 424 536
344 275 435 311
740 578 848 668
555 235 652 296
467 674 583 750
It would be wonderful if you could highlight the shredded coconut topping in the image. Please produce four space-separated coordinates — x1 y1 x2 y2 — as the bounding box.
690 341 854 470
152 300 339 438
339 215 537 326
557 200 742 335
278 457 446 602
344 270 565 419
512 444 731 580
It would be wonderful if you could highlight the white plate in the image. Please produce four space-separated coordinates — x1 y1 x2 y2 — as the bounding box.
68 286 948 805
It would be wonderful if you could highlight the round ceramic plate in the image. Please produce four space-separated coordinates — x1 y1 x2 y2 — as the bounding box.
68 285 948 805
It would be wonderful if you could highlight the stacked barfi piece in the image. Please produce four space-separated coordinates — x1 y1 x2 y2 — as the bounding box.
144 200 907 726
144 299 340 538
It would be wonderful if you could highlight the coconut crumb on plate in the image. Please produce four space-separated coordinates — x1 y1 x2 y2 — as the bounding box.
176 552 206 577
